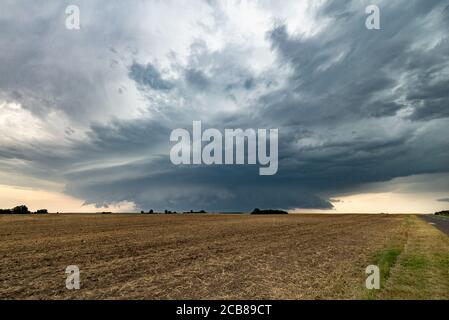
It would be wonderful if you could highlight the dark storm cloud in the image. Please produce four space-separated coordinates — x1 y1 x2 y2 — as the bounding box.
129 63 174 91
185 69 211 90
85 118 171 154
65 156 332 212
438 198 449 203
243 78 255 90
410 99 449 121
1 0 449 211
58 113 335 211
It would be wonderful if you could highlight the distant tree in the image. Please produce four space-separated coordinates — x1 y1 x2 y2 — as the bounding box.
141 210 145 214
435 210 449 217
149 210 154 214
164 210 168 214
35 209 48 214
12 205 30 214
0 209 12 214
186 210 207 214
251 208 288 215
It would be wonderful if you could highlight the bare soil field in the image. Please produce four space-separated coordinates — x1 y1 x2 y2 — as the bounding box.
0 214 446 300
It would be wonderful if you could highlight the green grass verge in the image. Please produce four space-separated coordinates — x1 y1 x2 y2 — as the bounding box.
365 215 449 299
365 246 404 299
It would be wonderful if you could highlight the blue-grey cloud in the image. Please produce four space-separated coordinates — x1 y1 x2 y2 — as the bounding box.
185 69 210 90
1 0 449 212
129 63 174 91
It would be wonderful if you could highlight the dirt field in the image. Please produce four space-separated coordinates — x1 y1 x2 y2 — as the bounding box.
0 213 444 300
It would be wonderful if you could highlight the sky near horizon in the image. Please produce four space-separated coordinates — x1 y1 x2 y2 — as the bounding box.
1 0 449 213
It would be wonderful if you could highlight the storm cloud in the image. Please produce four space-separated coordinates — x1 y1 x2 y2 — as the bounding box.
0 0 448 211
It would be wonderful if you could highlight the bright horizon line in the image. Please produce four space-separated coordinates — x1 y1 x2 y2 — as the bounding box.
1 211 435 215
0 184 447 215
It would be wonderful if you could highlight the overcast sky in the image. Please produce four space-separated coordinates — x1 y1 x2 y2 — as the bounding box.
1 0 449 213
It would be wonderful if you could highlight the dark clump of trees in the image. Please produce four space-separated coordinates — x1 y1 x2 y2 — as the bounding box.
251 208 288 215
184 210 207 214
435 210 449 217
5 205 30 214
0 205 50 215
140 209 207 215
12 205 30 214
141 210 155 215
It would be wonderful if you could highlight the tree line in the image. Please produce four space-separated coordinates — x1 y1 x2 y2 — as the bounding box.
140 209 207 215
0 205 48 214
